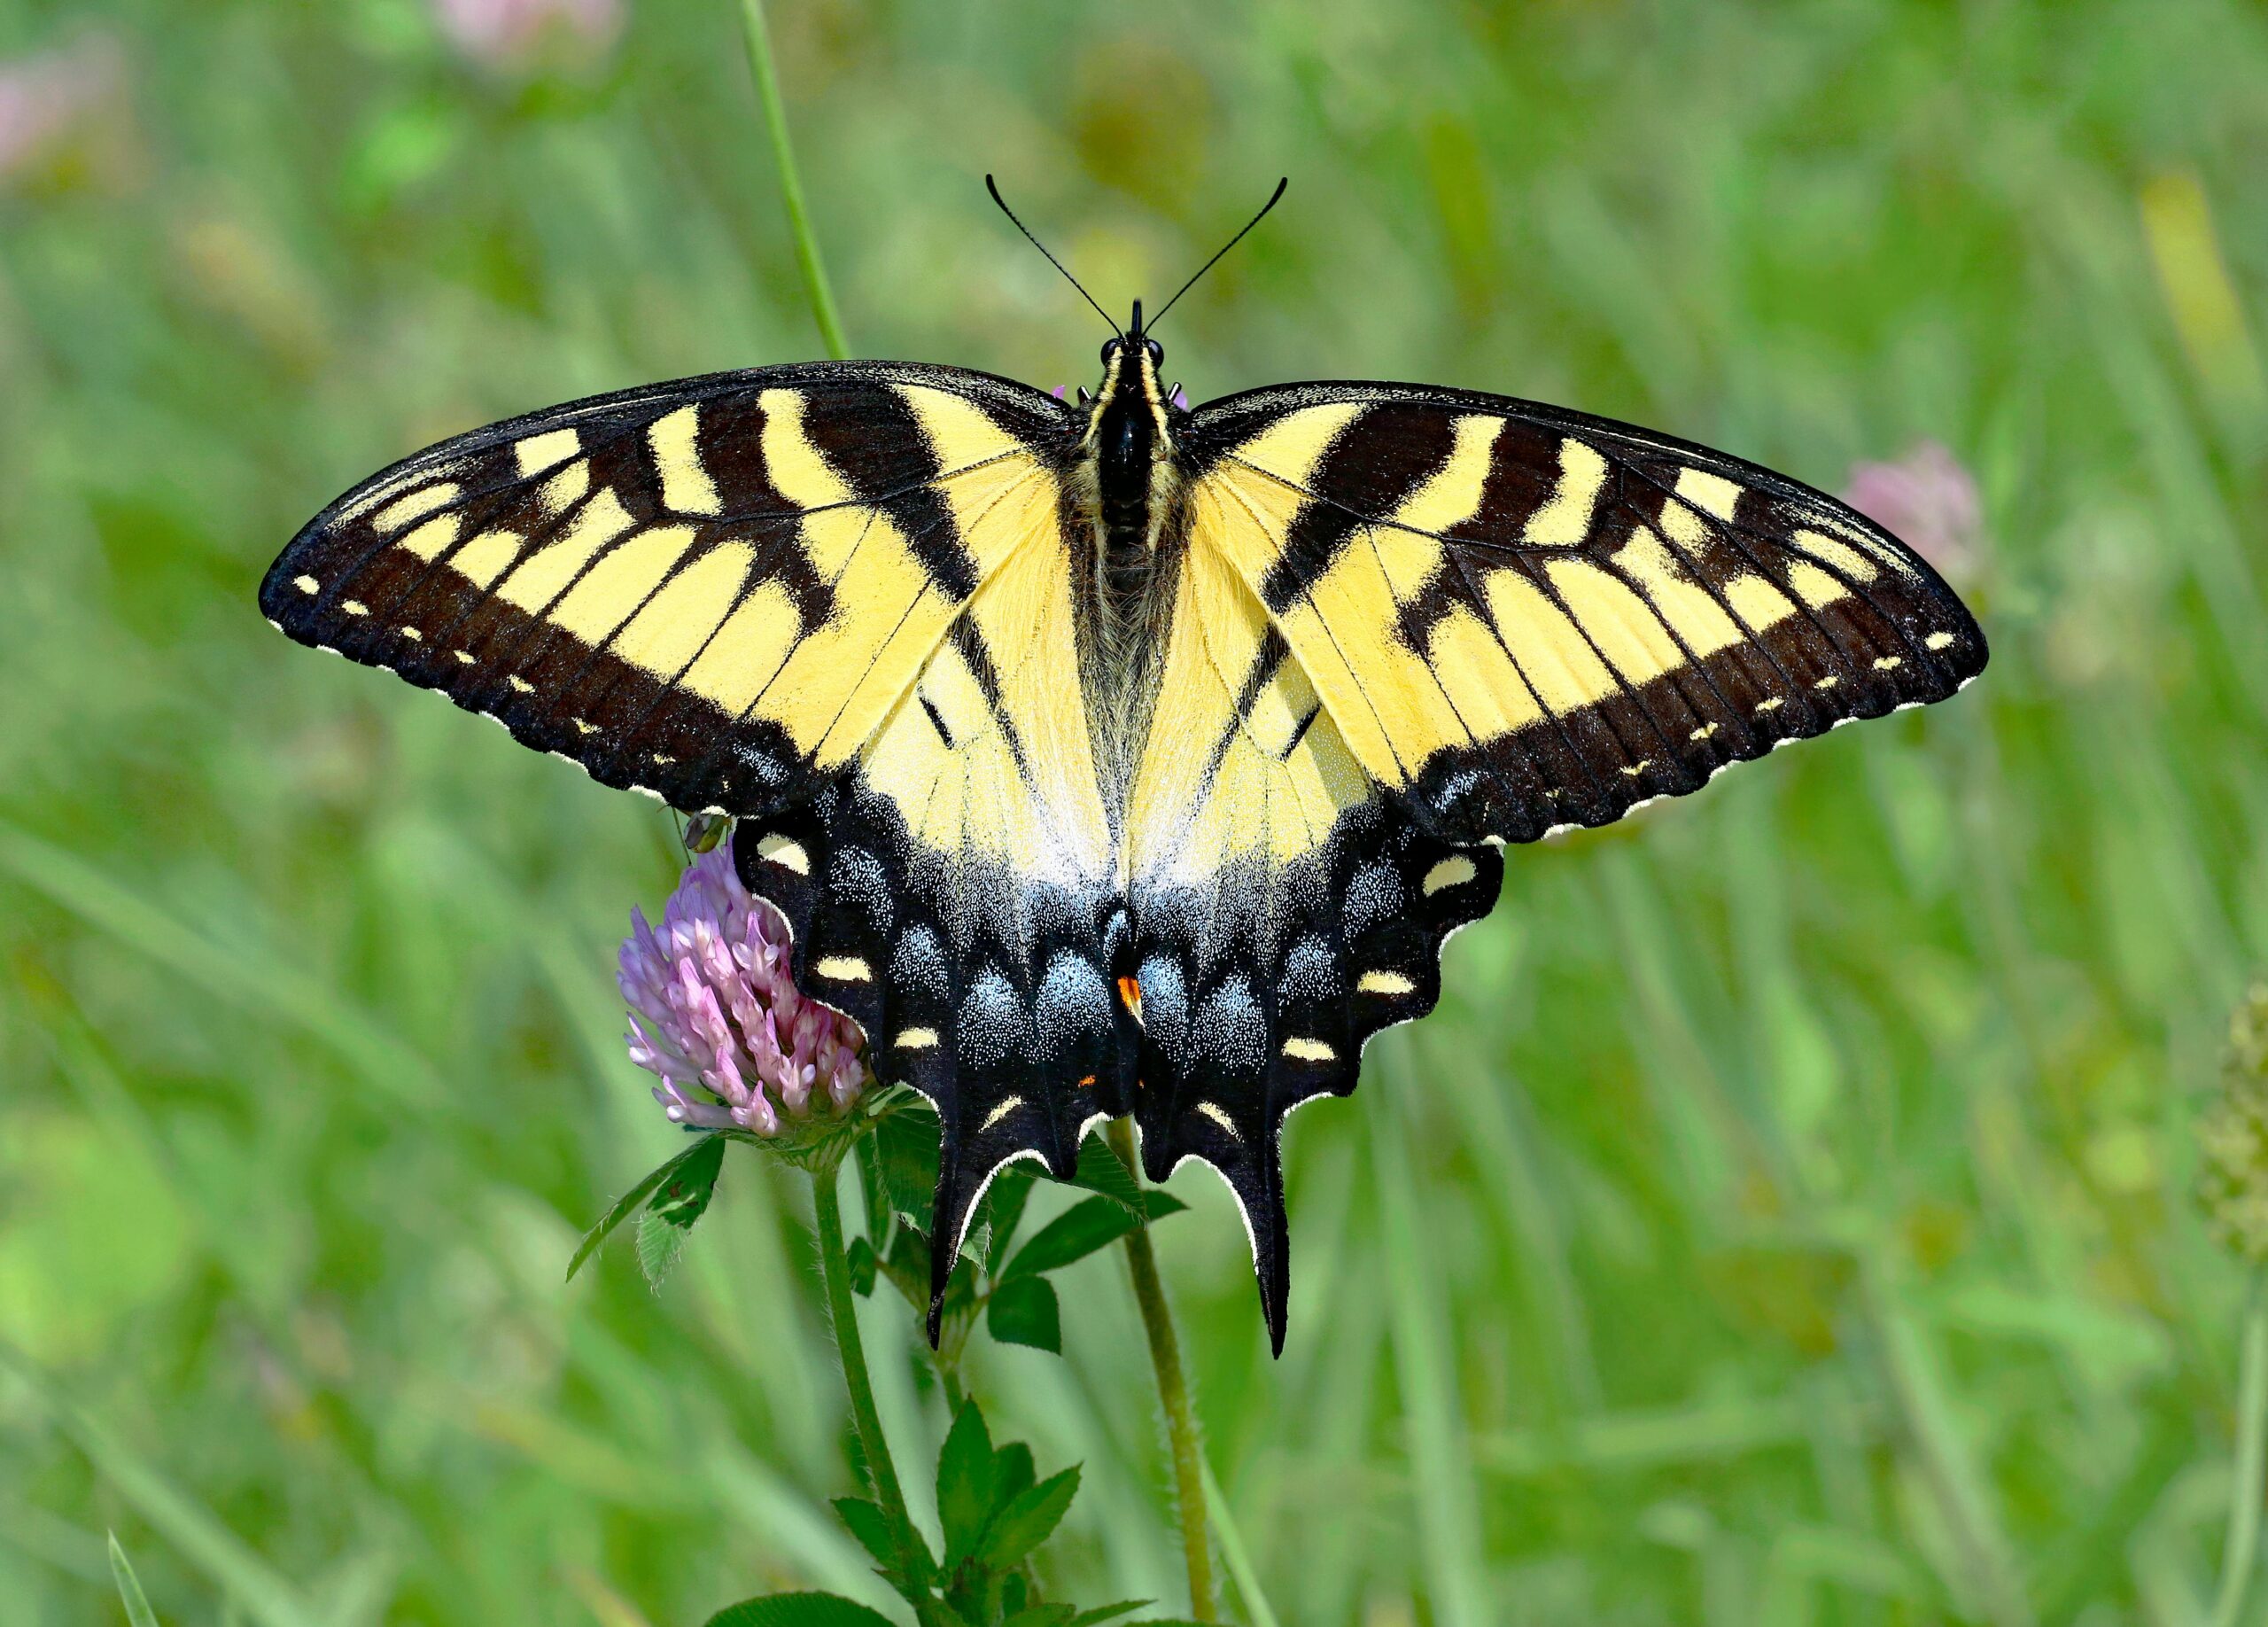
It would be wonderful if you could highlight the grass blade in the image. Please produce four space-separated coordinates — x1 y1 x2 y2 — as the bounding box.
109 1533 162 1627
735 0 849 359
1197 1453 1278 1627
0 1344 317 1627
0 820 443 1111
1369 1041 1490 1627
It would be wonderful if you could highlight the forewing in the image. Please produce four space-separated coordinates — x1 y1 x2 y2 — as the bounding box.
260 362 1074 817
1179 382 1989 845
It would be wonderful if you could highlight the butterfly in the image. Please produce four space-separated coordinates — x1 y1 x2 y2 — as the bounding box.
260 182 1986 1352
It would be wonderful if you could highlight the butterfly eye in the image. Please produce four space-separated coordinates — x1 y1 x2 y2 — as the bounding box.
1100 339 1117 366
1145 339 1163 362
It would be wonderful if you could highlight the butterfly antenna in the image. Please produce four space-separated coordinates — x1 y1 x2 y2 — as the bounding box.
986 175 1119 338
1145 176 1288 334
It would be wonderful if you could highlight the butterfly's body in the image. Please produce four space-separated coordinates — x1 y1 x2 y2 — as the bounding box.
263 295 1985 1351
1057 305 1206 870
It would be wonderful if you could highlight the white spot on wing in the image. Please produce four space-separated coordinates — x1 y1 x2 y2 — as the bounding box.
816 955 872 983
1195 1102 1241 1140
981 1096 1023 1133
897 1027 940 1050
1357 970 1417 996
1282 1037 1337 1063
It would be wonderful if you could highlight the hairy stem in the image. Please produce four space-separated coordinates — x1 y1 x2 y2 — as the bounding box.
734 0 850 360
812 1159 932 1615
2212 1272 2268 1627
1108 1118 1216 1622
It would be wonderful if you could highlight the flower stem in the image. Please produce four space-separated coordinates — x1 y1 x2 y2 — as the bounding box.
810 1158 927 1605
2212 1271 2268 1627
734 0 850 360
1107 1118 1216 1622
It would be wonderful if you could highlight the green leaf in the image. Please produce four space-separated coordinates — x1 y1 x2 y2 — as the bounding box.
634 1205 690 1289
855 1133 895 1249
975 1466 1081 1571
650 1133 726 1226
566 1133 723 1281
828 1497 896 1572
633 1133 726 1289
108 1533 162 1627
701 1595 899 1627
1066 1133 1186 1222
980 1163 1039 1273
1005 1196 1139 1280
987 1274 1061 1352
845 1236 878 1297
936 1400 996 1568
1066 1603 1152 1626
990 1440 1036 1507
1001 1608 1076 1627
1067 1132 1145 1210
876 1102 941 1225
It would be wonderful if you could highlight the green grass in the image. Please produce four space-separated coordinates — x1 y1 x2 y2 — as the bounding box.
4 0 2267 1622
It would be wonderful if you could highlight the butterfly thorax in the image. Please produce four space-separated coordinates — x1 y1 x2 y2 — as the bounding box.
1078 311 1185 790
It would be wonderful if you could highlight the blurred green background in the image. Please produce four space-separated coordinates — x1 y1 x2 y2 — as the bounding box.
4 0 2267 1623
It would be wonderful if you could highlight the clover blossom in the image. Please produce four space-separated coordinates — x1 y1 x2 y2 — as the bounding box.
0 34 130 191
619 845 867 1136
431 0 621 70
1842 440 1983 588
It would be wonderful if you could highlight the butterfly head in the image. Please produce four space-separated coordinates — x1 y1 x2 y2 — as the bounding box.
1094 301 1171 418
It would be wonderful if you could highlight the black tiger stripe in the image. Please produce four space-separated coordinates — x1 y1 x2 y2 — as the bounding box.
1257 402 1459 612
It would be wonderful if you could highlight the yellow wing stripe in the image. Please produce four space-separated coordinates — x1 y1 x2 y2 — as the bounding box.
1126 520 1371 884
513 428 580 478
495 488 637 613
552 524 697 648
650 406 723 516
1524 438 1609 546
610 541 755 676
1388 414 1498 535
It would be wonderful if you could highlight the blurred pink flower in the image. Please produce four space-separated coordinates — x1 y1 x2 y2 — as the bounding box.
619 846 867 1135
0 35 129 189
1841 440 1984 588
432 0 622 69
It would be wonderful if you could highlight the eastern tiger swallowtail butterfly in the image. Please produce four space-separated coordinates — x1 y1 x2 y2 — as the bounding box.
260 182 1986 1352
